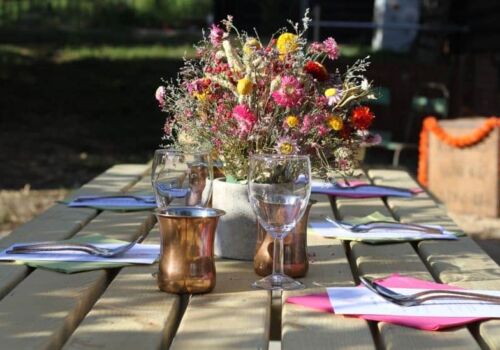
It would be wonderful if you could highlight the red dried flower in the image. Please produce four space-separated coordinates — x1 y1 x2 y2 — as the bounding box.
351 106 374 130
304 61 329 81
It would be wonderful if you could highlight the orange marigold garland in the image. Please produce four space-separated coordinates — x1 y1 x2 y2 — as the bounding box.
418 116 500 186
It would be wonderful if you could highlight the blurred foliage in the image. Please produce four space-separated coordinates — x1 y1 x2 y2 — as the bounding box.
0 0 213 29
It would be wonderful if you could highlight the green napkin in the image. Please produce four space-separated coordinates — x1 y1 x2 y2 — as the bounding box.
17 234 137 273
310 211 463 245
343 211 395 226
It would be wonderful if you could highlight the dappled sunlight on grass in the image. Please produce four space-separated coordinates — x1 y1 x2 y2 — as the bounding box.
0 43 195 63
0 44 38 58
54 44 196 62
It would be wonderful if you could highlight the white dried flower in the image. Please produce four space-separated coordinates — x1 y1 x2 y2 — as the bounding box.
361 79 370 91
215 50 226 60
222 40 244 73
270 76 281 92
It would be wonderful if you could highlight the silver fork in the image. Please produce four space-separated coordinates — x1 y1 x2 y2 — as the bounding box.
6 232 148 258
359 276 500 306
324 217 443 235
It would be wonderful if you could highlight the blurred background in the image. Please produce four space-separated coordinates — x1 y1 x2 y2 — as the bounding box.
1 0 499 251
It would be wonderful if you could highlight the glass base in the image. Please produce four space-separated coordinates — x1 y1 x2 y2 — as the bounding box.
252 273 305 291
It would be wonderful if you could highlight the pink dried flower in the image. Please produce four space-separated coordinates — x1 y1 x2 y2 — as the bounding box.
318 125 329 136
163 119 174 135
232 104 257 136
315 95 328 107
209 24 225 46
187 78 211 98
155 86 166 106
271 75 304 108
323 37 339 60
308 42 323 54
300 114 313 134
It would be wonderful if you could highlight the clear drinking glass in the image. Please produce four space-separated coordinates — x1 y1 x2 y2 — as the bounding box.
151 148 213 209
248 154 311 290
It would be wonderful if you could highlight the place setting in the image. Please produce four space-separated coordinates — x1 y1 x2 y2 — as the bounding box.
287 273 500 331
308 211 462 243
0 232 159 273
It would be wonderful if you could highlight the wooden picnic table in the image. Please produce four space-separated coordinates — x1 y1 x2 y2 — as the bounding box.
0 164 499 349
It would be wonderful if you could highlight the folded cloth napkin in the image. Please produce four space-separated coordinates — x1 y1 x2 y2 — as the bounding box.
12 234 146 273
309 211 462 244
286 274 489 330
66 195 156 211
312 180 423 198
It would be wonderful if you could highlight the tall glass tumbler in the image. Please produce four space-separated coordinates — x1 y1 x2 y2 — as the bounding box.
151 148 213 209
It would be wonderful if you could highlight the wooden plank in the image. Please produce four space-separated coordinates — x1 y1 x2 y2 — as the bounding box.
282 193 375 350
170 260 270 350
336 172 481 350
0 164 149 300
0 176 155 349
63 228 180 350
368 169 500 350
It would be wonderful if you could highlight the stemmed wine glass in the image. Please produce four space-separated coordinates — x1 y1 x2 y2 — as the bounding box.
248 154 311 290
151 148 213 209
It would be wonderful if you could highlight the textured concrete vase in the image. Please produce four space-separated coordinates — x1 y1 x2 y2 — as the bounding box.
212 178 256 261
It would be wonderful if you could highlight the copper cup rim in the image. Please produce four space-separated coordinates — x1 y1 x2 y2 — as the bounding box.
155 207 225 218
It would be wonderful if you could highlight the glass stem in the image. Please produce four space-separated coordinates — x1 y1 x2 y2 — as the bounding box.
272 236 284 278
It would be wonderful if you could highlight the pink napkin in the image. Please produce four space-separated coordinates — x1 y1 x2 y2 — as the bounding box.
286 274 488 330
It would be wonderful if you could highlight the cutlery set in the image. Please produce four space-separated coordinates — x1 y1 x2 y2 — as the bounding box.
359 276 500 306
324 216 444 235
6 231 148 258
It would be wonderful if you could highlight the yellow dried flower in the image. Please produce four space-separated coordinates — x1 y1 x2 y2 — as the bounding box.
279 142 294 154
243 37 261 55
237 78 253 95
327 115 343 131
193 91 209 102
324 88 338 98
276 33 298 55
285 115 299 128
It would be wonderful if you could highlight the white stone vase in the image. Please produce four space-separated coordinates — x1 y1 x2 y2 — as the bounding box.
212 178 256 261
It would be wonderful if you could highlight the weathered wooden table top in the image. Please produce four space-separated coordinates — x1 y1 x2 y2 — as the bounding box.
0 164 499 350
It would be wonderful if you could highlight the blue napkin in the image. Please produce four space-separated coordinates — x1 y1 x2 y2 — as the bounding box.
311 181 420 198
67 195 156 211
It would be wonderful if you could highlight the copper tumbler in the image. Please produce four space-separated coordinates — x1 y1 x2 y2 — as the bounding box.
156 207 225 294
254 200 315 278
